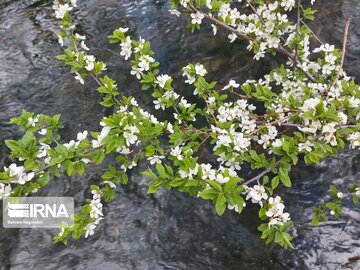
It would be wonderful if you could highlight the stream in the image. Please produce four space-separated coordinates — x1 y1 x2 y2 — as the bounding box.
0 0 360 269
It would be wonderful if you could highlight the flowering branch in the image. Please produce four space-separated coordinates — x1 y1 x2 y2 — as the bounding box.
1 0 360 250
184 3 318 83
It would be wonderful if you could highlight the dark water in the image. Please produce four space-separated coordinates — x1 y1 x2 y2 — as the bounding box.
0 0 360 269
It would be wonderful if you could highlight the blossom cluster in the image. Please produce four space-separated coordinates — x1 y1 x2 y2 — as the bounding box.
85 189 104 238
4 164 34 185
113 29 293 233
246 185 290 227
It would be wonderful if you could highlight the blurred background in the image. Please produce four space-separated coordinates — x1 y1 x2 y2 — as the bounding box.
0 0 360 269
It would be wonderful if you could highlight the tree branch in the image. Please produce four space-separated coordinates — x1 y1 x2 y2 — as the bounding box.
295 0 301 60
185 4 318 83
89 72 121 106
243 160 281 186
331 17 351 89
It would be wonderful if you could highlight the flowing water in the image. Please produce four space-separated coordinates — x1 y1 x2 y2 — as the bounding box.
0 0 360 269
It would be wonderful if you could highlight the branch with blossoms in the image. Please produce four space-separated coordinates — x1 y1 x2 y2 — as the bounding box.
1 0 360 249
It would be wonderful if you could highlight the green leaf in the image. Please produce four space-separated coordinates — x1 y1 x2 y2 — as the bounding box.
145 145 156 157
121 173 128 184
76 162 86 175
5 140 21 152
282 232 295 249
92 150 105 164
224 178 238 193
148 180 163 194
155 163 167 178
353 195 359 205
279 168 292 188
169 178 186 187
207 180 222 192
271 176 279 190
274 231 283 243
215 193 227 216
303 7 317 20
199 188 219 200
141 168 157 179
21 131 35 146
185 179 199 187
103 186 116 202
64 160 74 176
165 164 174 176
38 173 50 187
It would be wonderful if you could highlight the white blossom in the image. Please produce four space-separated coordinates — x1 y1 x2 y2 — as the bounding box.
169 9 181 17
37 143 51 158
75 73 84 85
348 132 360 149
118 27 129 33
120 36 132 60
54 4 73 19
211 24 217 35
222 79 240 91
179 97 191 109
300 97 321 114
195 64 207 76
85 55 96 71
180 0 189 7
77 130 88 141
170 146 183 159
216 174 230 184
265 196 285 218
355 187 360 197
245 185 268 206
228 33 237 43
74 33 86 40
81 41 89 51
201 163 216 180
0 183 11 199
298 141 313 152
167 122 174 133
155 74 171 88
28 117 38 127
39 129 47 136
5 164 34 185
147 155 165 165
103 181 116 189
56 34 64 47
64 140 79 149
190 12 204 25
92 126 111 148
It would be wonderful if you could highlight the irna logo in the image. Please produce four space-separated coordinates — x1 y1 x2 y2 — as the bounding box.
3 197 74 228
7 202 69 218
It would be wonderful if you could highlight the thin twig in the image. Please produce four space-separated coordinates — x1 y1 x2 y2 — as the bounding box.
89 72 102 86
247 1 266 25
348 255 360 263
331 17 351 89
229 89 251 99
243 160 281 186
300 19 324 45
251 109 300 119
295 0 301 60
89 72 121 105
265 122 301 128
250 115 292 135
